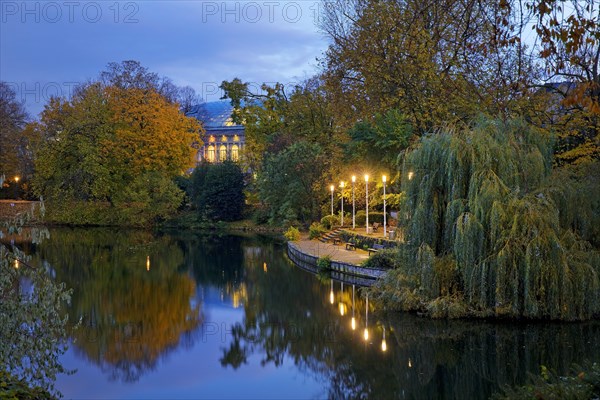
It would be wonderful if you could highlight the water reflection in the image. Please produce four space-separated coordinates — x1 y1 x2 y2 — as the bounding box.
25 229 600 398
33 229 203 382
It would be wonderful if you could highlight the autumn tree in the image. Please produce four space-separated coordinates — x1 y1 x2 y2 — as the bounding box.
31 62 203 225
319 0 538 134
529 0 600 164
0 82 30 180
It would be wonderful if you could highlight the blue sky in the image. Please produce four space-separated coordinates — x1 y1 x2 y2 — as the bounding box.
0 1 329 118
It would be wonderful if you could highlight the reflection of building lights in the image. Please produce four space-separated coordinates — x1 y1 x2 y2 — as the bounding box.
363 328 369 341
408 358 412 368
381 339 387 352
339 303 345 316
351 317 356 330
263 262 267 273
146 256 150 271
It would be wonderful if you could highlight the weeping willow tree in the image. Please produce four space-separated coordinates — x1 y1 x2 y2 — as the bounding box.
374 119 600 320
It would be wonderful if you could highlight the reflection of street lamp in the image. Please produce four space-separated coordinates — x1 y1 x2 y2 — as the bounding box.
364 174 369 234
382 175 387 238
146 256 150 271
340 181 345 227
363 293 369 341
351 284 356 330
381 326 387 352
330 184 334 217
351 176 356 229
329 280 334 304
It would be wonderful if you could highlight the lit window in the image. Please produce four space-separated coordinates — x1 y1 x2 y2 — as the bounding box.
219 145 227 161
221 135 227 142
209 136 216 143
207 145 215 162
233 135 239 142
231 144 239 162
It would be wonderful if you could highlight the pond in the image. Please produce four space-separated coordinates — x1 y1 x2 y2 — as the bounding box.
15 228 600 399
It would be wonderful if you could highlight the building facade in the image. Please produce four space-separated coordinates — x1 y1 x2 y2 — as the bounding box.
186 101 245 163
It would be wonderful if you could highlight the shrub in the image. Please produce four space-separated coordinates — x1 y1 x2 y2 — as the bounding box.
320 214 340 229
355 210 387 227
362 249 399 270
284 226 300 241
317 256 332 272
309 222 327 239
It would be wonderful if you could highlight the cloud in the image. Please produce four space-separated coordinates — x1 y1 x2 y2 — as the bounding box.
0 1 329 116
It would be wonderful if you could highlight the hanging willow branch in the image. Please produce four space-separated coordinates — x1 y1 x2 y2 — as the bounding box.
373 118 600 320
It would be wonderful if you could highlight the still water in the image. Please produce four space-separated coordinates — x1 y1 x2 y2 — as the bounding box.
24 228 600 399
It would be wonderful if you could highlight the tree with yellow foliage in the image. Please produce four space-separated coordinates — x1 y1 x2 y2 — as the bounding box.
31 62 203 226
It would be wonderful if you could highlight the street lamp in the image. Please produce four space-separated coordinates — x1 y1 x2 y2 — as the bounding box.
340 181 345 227
364 174 369 234
330 184 334 217
382 175 387 237
351 175 356 229
14 176 19 199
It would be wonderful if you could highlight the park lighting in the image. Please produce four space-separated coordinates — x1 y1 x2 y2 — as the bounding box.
351 176 356 229
381 326 387 352
408 171 414 180
340 181 345 227
330 184 334 217
14 176 19 183
382 175 387 237
146 256 150 271
364 174 369 234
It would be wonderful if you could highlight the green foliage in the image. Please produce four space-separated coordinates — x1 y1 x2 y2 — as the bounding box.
190 161 245 222
494 363 600 400
345 109 416 169
316 256 332 272
374 119 600 320
361 249 398 270
30 62 200 226
320 215 340 230
355 210 386 227
258 141 328 226
309 222 327 239
0 194 71 396
283 226 300 241
0 370 56 400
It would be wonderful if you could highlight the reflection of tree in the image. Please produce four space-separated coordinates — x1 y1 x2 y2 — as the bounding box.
215 236 600 399
33 228 203 382
1 215 70 398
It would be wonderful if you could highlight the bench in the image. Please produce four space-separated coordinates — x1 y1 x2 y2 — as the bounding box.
368 243 384 255
345 241 356 251
372 222 380 232
333 237 342 245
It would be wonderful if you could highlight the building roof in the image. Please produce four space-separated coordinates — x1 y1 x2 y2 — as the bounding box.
186 100 243 130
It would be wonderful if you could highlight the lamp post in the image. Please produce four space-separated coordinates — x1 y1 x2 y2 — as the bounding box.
14 176 19 199
382 175 387 238
364 174 369 234
340 181 345 227
351 176 356 229
330 184 334 217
